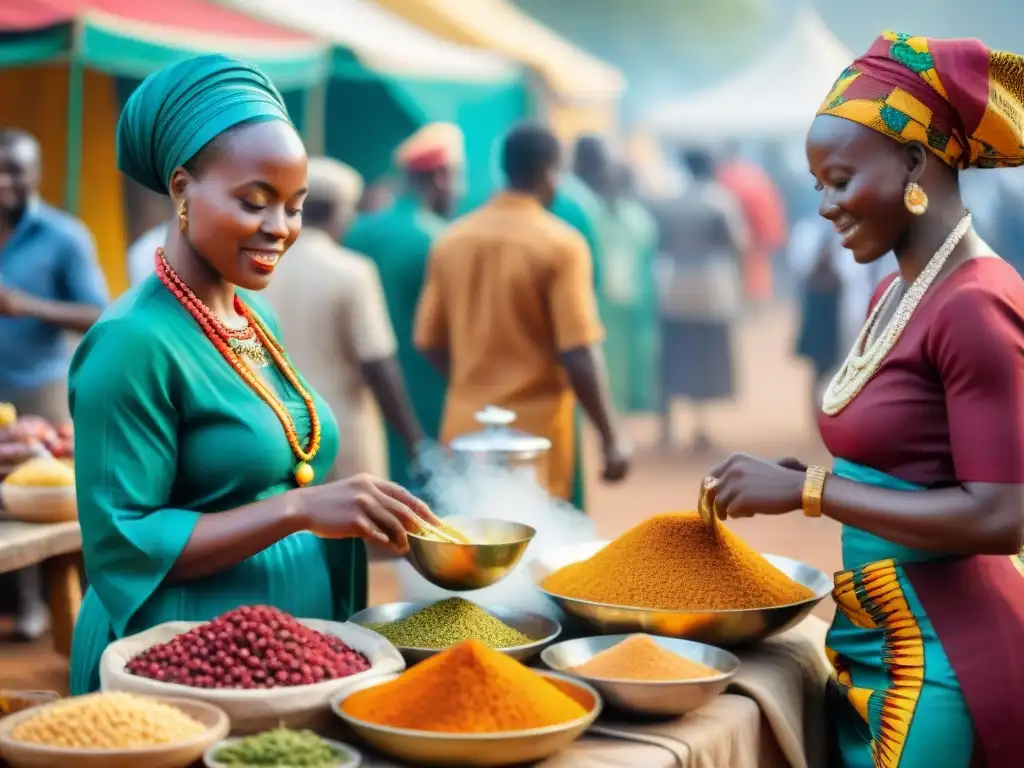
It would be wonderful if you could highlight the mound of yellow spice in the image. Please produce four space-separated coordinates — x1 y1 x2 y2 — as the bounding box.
571 635 719 681
11 692 206 749
543 512 814 610
340 639 588 733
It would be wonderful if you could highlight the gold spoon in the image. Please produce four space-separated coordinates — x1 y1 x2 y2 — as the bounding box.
413 518 470 544
698 478 720 531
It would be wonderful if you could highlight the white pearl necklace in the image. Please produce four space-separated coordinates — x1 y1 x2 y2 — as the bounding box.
821 213 972 416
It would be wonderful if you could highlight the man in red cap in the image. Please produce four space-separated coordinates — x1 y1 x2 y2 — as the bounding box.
344 123 464 493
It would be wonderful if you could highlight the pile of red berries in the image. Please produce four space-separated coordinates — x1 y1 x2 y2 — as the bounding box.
125 605 371 689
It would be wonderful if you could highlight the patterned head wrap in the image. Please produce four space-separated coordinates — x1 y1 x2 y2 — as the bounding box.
117 54 294 194
816 32 1024 169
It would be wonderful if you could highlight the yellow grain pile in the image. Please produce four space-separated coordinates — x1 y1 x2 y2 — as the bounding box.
542 512 814 610
11 692 206 749
5 457 74 487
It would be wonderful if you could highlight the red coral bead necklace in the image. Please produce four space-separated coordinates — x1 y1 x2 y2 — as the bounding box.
155 247 320 487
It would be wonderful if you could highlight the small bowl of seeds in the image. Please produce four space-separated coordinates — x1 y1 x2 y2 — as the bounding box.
204 727 361 767
350 598 562 664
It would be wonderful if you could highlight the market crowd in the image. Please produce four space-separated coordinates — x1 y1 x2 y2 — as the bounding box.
4 22 1024 762
0 106 789 641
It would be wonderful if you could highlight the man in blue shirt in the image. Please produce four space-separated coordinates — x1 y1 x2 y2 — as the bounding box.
0 128 108 640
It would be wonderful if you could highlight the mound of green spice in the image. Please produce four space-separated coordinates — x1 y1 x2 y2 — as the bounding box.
368 598 535 649
213 727 347 766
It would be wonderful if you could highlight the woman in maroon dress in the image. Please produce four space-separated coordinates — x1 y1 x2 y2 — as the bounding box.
703 32 1024 767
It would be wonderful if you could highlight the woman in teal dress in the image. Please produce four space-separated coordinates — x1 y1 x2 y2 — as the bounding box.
69 55 436 695
702 32 1024 767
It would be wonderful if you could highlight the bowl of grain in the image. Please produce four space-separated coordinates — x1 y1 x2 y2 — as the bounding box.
351 598 561 663
0 691 229 768
530 513 833 646
0 458 77 524
541 634 739 717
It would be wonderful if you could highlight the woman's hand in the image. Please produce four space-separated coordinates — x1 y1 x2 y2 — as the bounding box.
297 473 440 554
703 453 806 520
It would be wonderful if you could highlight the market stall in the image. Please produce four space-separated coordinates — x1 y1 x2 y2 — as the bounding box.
0 521 81 657
0 2 71 68
0 0 329 296
0 501 833 767
646 8 852 141
0 411 79 657
214 0 527 207
368 0 625 141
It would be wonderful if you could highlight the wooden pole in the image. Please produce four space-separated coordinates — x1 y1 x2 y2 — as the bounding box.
63 22 84 214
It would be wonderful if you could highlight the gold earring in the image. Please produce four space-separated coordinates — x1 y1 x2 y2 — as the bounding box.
904 181 928 216
178 199 189 233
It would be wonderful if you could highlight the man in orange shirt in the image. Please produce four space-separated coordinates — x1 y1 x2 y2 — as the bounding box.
413 123 629 508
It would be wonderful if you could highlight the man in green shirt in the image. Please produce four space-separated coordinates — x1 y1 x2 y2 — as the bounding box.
612 164 659 413
344 124 464 493
572 136 635 412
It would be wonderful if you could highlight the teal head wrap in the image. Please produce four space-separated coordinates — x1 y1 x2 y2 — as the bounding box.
117 54 294 195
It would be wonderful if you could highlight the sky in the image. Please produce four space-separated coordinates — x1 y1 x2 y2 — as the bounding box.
509 0 1024 120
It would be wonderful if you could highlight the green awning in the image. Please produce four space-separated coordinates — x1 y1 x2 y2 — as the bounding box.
0 27 71 69
215 0 529 199
26 0 331 86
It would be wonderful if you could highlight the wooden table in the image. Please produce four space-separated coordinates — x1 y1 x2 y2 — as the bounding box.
0 520 82 656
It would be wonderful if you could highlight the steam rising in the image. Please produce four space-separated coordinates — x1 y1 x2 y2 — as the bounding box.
395 444 598 616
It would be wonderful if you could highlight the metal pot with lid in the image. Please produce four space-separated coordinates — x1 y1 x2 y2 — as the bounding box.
448 406 552 488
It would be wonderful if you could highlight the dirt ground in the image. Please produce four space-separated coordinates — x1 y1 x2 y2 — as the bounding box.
0 303 841 694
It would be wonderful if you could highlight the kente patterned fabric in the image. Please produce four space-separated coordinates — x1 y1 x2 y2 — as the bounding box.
817 31 1024 169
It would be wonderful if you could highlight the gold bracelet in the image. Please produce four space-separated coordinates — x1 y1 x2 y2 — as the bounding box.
802 465 828 518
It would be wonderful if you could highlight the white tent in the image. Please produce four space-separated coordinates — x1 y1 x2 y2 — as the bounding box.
216 0 519 82
647 8 853 140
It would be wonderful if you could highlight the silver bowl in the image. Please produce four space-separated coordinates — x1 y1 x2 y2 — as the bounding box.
331 671 600 766
349 601 561 664
406 517 536 591
530 541 832 646
541 634 739 717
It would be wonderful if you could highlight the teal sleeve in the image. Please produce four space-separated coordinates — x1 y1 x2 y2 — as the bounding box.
69 319 201 637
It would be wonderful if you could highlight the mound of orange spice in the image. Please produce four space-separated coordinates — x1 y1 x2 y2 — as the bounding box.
542 512 814 610
572 635 719 681
340 639 589 733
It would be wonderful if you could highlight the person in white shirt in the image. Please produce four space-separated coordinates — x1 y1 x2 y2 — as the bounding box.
262 157 423 481
126 220 169 287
